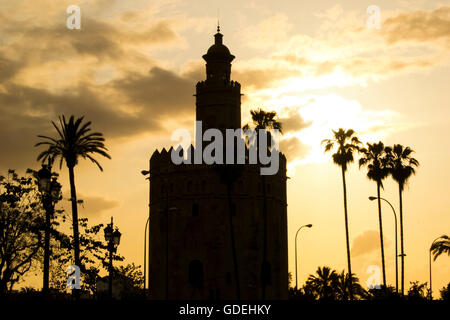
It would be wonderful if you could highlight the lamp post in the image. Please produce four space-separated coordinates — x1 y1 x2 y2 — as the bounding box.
294 224 312 290
369 196 399 293
104 217 121 299
141 168 150 297
142 169 177 300
37 160 61 298
429 236 440 300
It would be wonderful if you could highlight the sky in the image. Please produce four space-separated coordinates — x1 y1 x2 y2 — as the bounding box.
0 0 449 293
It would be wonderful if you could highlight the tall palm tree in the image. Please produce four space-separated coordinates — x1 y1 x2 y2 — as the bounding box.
430 235 450 260
35 115 111 273
387 144 419 295
359 141 390 288
306 266 338 300
322 128 361 300
243 108 282 300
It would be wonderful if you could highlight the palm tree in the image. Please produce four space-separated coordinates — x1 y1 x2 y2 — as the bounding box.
387 144 419 295
334 270 368 300
359 141 390 288
243 108 282 299
306 266 338 300
430 235 450 260
322 128 361 300
35 115 111 274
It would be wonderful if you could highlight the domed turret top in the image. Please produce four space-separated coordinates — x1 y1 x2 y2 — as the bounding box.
203 27 234 63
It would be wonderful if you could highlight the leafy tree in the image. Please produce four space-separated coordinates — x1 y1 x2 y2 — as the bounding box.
243 108 282 299
368 285 398 300
407 281 428 301
430 235 450 260
322 128 361 299
386 144 419 295
114 263 144 299
50 217 124 295
440 282 450 301
0 170 44 295
35 115 111 275
359 142 390 288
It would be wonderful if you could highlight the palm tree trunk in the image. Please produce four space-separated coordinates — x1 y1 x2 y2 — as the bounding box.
227 182 240 300
261 175 268 300
377 182 387 288
399 183 405 295
341 167 353 300
68 165 81 272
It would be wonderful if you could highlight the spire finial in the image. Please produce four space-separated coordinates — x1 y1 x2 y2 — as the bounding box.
217 8 220 33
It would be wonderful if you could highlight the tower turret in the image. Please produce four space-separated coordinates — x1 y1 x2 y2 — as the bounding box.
196 28 241 132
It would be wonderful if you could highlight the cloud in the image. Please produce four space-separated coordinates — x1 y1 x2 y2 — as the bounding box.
352 230 390 258
382 6 450 47
60 192 119 218
78 195 120 218
112 67 195 118
233 67 294 90
279 111 311 133
280 137 311 162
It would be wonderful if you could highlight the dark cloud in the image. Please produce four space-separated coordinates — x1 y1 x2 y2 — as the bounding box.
0 53 24 83
352 230 390 258
3 17 179 63
0 82 157 170
112 67 195 117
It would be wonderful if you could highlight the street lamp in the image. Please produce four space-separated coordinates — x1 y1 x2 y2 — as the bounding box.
429 236 441 300
37 162 61 298
294 224 313 290
141 169 150 297
104 217 121 299
369 196 399 293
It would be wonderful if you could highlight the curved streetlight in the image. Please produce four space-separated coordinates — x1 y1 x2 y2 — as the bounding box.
369 196 399 293
294 224 313 290
429 236 441 300
141 168 150 296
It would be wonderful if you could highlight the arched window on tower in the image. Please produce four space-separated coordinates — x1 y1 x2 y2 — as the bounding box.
188 260 204 288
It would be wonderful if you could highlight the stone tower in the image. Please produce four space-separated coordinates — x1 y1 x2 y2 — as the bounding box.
148 29 288 300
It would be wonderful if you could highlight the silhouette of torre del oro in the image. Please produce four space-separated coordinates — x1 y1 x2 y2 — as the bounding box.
148 28 288 300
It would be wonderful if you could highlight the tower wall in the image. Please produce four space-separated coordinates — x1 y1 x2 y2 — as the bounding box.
148 148 288 300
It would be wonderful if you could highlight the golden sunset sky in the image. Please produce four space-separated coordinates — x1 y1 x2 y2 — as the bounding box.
0 0 449 293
